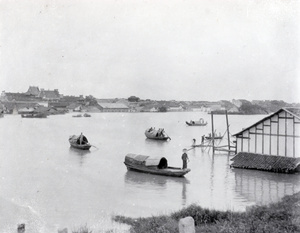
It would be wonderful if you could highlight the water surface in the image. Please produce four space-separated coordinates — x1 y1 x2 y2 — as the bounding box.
0 112 299 232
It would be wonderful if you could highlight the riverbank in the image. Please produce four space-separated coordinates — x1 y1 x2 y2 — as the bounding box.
114 192 300 233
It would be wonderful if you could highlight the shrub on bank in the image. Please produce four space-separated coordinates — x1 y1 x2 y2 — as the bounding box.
114 192 300 233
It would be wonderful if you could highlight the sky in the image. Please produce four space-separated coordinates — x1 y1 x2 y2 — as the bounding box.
0 0 299 102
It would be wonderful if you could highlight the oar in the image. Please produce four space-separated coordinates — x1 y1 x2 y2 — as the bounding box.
186 147 195 151
90 144 99 149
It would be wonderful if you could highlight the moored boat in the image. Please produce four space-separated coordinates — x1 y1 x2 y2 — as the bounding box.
72 114 82 117
124 153 191 177
69 134 91 150
83 113 91 117
186 118 207 126
21 113 47 118
145 127 170 140
205 133 223 140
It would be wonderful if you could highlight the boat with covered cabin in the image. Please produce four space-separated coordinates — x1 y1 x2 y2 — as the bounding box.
69 133 91 150
124 153 191 177
186 118 207 126
145 127 171 140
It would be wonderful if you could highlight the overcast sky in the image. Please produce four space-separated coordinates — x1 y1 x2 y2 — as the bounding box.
0 0 299 102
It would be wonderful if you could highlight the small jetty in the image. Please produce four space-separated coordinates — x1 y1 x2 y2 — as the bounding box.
231 152 300 173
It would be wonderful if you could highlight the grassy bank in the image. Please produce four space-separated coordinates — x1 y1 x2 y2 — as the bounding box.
113 192 300 233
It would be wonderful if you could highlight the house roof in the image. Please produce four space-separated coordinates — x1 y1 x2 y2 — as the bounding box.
40 90 60 99
26 86 40 96
98 103 129 109
233 108 300 136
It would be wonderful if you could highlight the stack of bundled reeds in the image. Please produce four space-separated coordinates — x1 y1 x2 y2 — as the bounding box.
230 152 300 173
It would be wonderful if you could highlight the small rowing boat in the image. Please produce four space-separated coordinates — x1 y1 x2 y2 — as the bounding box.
124 153 190 177
145 127 171 140
69 134 91 150
186 118 207 126
21 113 47 118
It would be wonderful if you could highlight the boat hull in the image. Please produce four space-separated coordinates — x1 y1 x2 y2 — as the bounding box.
205 137 223 140
145 131 170 140
69 143 91 150
124 162 190 177
21 113 47 118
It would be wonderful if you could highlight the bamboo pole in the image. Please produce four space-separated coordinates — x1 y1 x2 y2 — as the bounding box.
225 110 230 153
285 111 287 157
211 111 215 154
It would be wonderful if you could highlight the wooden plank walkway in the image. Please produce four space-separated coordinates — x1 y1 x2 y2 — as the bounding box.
230 152 300 173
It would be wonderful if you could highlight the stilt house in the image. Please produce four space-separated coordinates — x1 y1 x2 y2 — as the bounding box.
231 108 300 173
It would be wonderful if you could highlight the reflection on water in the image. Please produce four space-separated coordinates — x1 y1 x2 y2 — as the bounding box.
144 138 170 146
233 168 300 205
125 171 190 205
68 147 91 166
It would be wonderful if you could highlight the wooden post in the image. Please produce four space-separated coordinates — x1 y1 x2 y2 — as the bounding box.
225 110 230 153
277 115 280 156
285 111 287 157
293 116 295 157
269 119 272 155
211 112 215 154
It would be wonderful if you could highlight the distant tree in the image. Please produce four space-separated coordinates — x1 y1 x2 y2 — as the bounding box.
128 96 140 102
158 106 167 112
239 102 268 114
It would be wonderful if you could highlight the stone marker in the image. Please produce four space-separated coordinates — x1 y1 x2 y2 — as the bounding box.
17 223 25 233
178 216 195 233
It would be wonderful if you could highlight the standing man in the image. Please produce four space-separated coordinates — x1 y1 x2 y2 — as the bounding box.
182 148 189 169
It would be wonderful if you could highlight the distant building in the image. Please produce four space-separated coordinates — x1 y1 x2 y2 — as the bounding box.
232 99 243 108
168 106 184 112
26 86 40 96
39 89 60 101
97 103 129 112
228 106 239 113
149 107 158 112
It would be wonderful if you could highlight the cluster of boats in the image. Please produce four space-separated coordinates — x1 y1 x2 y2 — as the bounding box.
68 126 191 177
68 117 223 177
72 113 91 117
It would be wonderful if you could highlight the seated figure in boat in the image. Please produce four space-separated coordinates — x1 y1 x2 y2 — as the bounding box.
77 133 88 145
156 128 165 137
148 127 154 132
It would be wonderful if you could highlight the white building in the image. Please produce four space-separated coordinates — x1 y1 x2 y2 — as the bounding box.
233 108 300 158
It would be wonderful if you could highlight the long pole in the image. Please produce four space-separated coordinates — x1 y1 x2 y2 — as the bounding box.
225 110 230 153
211 111 215 154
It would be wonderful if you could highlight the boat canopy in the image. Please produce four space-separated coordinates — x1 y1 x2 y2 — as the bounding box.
125 153 168 168
69 135 88 144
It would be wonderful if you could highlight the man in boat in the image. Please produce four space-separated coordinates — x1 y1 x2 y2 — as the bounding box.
181 149 189 169
79 133 87 145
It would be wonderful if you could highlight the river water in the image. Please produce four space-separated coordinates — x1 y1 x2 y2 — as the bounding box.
0 112 299 232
